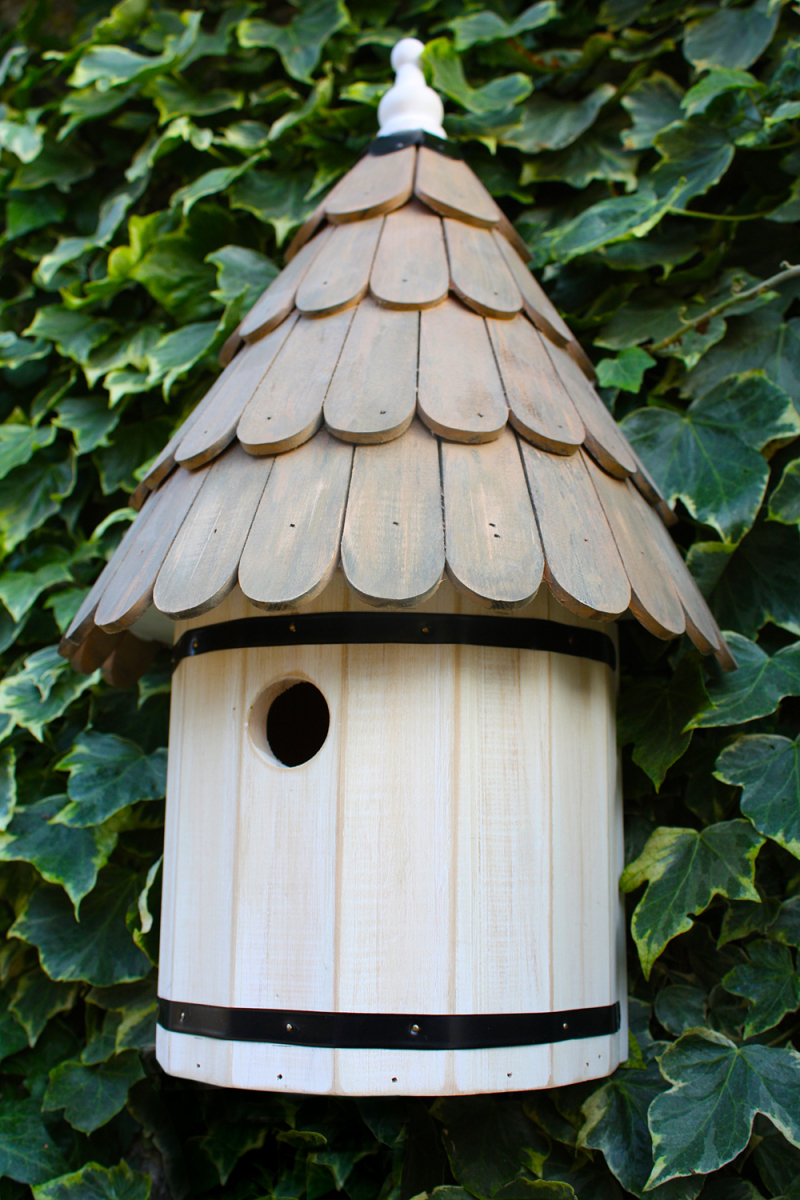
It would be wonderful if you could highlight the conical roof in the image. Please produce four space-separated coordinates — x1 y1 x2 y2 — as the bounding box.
60 44 734 684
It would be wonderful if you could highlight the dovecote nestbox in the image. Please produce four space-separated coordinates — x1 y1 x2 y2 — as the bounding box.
61 41 734 1098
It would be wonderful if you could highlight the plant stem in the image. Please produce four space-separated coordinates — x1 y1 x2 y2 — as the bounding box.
647 263 800 353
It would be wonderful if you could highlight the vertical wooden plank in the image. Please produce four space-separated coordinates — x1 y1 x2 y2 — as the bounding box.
154 445 274 620
493 234 572 346
324 301 418 444
324 146 415 222
176 314 299 468
239 431 354 609
240 228 333 342
418 300 508 442
543 339 637 478
334 641 453 1097
341 419 444 606
452 642 554 1094
585 454 686 639
237 309 354 455
369 201 449 311
487 317 584 455
94 466 206 633
295 218 384 316
415 147 502 228
519 439 631 620
444 218 522 319
442 428 544 608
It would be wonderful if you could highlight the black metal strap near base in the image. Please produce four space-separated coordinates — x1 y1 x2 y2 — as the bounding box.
158 999 620 1050
172 612 616 671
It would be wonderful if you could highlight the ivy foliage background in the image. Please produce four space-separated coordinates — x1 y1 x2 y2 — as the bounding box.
0 0 800 1195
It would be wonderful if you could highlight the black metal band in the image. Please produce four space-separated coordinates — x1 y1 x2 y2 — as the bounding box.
172 613 616 671
367 130 460 158
158 999 620 1050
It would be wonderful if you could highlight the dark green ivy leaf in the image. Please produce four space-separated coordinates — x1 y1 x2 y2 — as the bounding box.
617 656 710 789
769 459 800 524
0 1096 69 1184
0 796 116 911
715 734 800 858
622 374 799 543
445 3 557 51
723 939 800 1036
432 1098 548 1199
579 1048 701 1200
683 0 781 72
33 1161 152 1200
237 1 349 83
648 1031 800 1186
620 72 683 150
690 634 800 728
9 865 152 986
43 1049 145 1133
55 731 167 827
9 967 79 1045
620 821 763 977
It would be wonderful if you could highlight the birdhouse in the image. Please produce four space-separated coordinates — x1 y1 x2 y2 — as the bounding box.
61 40 734 1098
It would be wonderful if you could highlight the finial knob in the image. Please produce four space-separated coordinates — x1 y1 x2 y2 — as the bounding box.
377 38 446 140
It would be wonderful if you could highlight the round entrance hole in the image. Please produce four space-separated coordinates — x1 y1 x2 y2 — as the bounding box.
264 681 330 767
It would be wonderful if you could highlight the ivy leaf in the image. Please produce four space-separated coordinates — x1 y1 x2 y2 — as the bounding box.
723 940 800 1036
682 69 764 118
0 555 74 622
33 1161 152 1200
95 419 172 493
620 821 763 978
0 645 98 741
9 864 152 985
145 323 217 395
690 634 800 728
53 397 120 455
425 39 532 115
714 734 800 857
699 520 800 639
200 1121 268 1185
10 967 79 1045
770 897 800 949
147 75 244 123
25 307 116 365
229 168 316 245
651 120 735 208
769 459 800 524
653 986 706 1037
536 185 678 264
519 129 639 192
505 85 616 152
0 423 56 481
0 1096 69 1184
446 3 557 50
648 1031 800 1186
617 657 710 790
433 1097 548 1199
622 374 800 543
0 796 117 911
43 1049 145 1133
595 347 655 392
683 0 781 71
682 312 800 403
579 1050 700 1199
55 732 167 828
0 455 77 552
237 1 349 83
207 244 277 307
620 72 684 150
0 746 15 830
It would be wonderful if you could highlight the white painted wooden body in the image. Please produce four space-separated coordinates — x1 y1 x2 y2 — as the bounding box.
156 575 626 1095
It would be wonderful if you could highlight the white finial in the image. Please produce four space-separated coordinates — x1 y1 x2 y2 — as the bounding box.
377 37 446 140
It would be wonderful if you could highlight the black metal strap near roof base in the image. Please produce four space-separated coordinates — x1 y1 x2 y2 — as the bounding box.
158 998 620 1050
171 612 616 671
367 129 460 158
